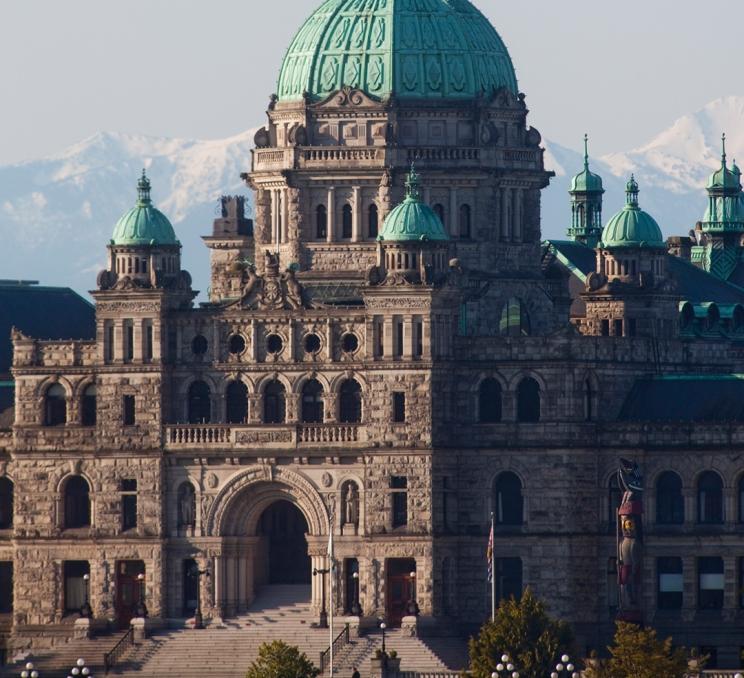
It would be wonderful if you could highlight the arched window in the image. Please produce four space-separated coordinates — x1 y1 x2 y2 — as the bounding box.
516 377 540 422
177 483 196 529
738 476 744 523
478 379 502 423
264 380 286 424
433 204 445 228
698 471 724 524
44 384 67 426
225 381 248 424
500 298 531 337
0 478 13 530
187 381 212 424
680 303 694 332
316 205 327 239
342 204 353 239
81 384 96 427
656 472 684 525
339 379 362 423
368 204 379 238
459 204 472 239
301 379 324 424
493 472 523 526
64 476 91 529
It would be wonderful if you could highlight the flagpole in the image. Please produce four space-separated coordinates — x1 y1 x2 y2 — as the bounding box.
490 512 496 622
329 513 334 676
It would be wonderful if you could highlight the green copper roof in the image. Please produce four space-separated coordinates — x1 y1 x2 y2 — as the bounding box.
111 171 179 247
600 176 665 249
379 167 449 242
570 135 604 193
707 134 742 191
276 0 518 102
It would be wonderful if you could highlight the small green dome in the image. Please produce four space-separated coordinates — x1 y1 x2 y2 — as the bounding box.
570 135 604 193
600 176 665 249
379 168 449 243
707 134 741 190
277 0 518 103
111 171 179 247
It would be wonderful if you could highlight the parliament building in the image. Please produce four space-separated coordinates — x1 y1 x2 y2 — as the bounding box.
2 0 744 668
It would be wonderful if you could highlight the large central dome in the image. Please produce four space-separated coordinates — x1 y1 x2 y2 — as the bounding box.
276 0 518 102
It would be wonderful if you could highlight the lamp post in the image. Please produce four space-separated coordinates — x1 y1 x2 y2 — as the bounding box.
20 662 38 678
80 573 92 619
406 571 419 616
351 571 361 616
380 621 387 654
135 573 148 618
189 561 210 630
490 652 520 678
313 567 330 628
550 654 579 678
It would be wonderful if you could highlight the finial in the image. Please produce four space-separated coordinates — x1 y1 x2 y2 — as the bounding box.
722 133 727 166
584 134 589 168
137 168 152 205
625 174 639 207
405 162 421 201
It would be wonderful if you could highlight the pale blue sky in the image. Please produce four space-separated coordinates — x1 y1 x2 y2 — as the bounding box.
1 0 742 164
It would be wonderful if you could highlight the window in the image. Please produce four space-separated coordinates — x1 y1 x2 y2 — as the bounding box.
304 333 321 354
698 472 724 524
738 476 744 523
698 557 724 610
479 379 502 423
144 322 154 361
495 558 522 604
178 483 196 529
44 384 67 426
0 562 12 613
64 476 91 529
657 557 683 610
656 472 684 525
433 204 445 227
584 378 595 421
341 333 359 354
228 334 246 355
391 476 408 528
121 479 137 531
414 319 423 358
460 204 472 239
64 561 90 614
393 392 406 423
493 473 523 526
368 204 379 238
0 478 13 530
124 320 134 363
226 381 248 424
301 379 324 424
316 205 327 239
123 395 136 426
342 204 353 239
188 381 212 424
105 321 115 363
191 335 208 356
266 334 284 355
394 319 403 358
500 298 531 337
264 380 286 424
516 378 540 422
613 319 623 336
81 384 96 427
339 379 362 423
739 558 744 609
601 319 610 336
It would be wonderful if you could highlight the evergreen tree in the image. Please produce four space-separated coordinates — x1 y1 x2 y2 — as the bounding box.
245 640 320 678
468 588 575 678
604 622 690 678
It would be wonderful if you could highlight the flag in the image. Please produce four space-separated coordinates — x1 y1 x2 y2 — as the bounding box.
486 521 494 583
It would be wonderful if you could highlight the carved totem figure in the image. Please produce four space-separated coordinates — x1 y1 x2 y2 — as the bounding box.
616 458 643 623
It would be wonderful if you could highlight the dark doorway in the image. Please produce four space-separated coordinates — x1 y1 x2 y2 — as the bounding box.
258 501 311 585
385 558 416 627
115 560 145 629
345 558 359 614
183 559 198 617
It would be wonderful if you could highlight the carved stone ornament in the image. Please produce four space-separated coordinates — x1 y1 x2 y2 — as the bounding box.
206 473 219 490
313 86 379 109
235 252 305 310
321 472 333 488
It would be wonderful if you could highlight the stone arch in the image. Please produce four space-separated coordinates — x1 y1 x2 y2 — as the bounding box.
177 374 220 398
328 371 369 393
292 372 332 395
207 466 328 538
507 370 547 392
73 375 97 398
35 375 74 399
216 373 256 397
255 372 293 394
471 371 508 393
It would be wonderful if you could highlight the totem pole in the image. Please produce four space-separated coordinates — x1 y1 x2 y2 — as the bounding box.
616 458 643 624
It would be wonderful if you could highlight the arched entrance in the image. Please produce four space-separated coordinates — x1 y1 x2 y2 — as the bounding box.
257 501 311 585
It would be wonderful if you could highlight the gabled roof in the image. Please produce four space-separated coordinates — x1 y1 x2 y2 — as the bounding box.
620 375 744 422
544 240 596 282
0 282 96 374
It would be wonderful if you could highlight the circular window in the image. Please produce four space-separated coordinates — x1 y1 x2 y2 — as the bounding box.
192 335 208 355
341 333 359 354
228 334 246 355
267 334 284 355
304 333 321 354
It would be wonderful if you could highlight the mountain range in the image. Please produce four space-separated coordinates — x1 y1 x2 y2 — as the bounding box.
1 96 743 299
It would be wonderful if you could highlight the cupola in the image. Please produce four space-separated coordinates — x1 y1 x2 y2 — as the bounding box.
568 134 605 247
600 176 665 249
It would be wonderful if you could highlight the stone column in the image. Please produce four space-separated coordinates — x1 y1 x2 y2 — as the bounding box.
248 395 262 424
352 186 361 242
323 394 338 423
501 187 510 241
422 317 432 359
270 189 277 246
286 393 300 424
383 317 394 358
212 554 224 622
449 188 458 238
281 188 289 244
133 321 143 362
514 188 523 242
327 187 335 243
114 320 124 362
403 315 414 360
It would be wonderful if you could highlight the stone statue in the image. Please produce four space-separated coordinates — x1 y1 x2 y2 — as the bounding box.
616 458 643 622
178 484 196 528
283 268 303 310
343 482 359 526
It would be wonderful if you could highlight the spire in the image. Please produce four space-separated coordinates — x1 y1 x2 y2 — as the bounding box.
625 175 640 208
404 163 421 201
137 169 152 206
584 133 590 170
721 133 727 167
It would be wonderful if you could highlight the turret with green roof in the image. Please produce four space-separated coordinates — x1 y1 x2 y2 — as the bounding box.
600 175 665 249
701 134 744 232
568 135 605 247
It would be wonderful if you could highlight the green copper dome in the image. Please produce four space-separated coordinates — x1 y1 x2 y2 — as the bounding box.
600 176 665 249
277 0 518 102
111 171 179 247
570 135 604 193
379 168 449 242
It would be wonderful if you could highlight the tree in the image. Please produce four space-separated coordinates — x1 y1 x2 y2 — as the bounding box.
467 588 575 678
245 640 320 678
603 622 690 678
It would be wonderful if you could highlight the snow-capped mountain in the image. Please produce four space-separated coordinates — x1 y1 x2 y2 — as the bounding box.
1 96 742 298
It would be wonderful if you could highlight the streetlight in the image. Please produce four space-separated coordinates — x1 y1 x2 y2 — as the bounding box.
189 560 210 630
69 657 91 678
406 571 419 616
380 621 387 654
313 567 330 628
491 652 520 678
350 571 361 616
80 573 92 619
135 573 148 618
20 662 38 678
551 654 579 678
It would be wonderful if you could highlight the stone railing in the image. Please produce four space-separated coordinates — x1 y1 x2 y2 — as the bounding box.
298 424 361 444
252 148 291 171
404 147 480 163
167 425 232 446
300 146 384 168
503 148 539 163
164 424 362 449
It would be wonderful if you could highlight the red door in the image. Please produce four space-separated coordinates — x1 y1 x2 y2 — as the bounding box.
116 561 145 629
385 559 416 627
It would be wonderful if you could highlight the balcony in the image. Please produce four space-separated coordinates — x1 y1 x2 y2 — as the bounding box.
164 423 364 450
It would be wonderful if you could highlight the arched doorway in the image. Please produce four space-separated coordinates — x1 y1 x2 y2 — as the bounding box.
257 501 311 585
